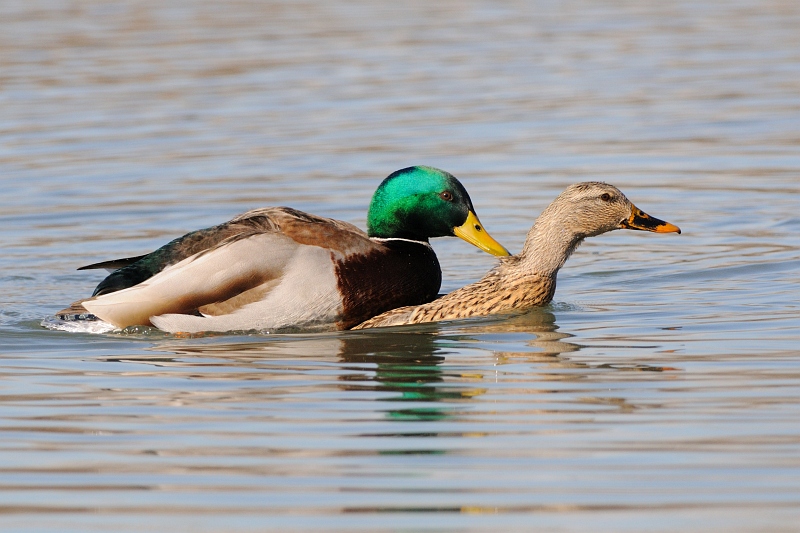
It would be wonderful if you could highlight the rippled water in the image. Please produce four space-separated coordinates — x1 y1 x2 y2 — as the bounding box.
2 0 800 531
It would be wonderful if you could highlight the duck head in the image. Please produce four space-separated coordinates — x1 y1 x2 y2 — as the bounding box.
519 182 680 275
367 166 510 256
543 182 681 239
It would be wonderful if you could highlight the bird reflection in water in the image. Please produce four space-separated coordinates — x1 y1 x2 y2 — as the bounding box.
337 327 462 423
335 308 582 424
122 306 682 424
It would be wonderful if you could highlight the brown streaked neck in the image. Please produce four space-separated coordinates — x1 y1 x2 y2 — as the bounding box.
518 210 586 277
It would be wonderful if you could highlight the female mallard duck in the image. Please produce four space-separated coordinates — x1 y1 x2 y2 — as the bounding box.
354 182 680 329
54 166 509 333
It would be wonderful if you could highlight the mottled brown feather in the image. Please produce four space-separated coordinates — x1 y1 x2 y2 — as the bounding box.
354 263 555 328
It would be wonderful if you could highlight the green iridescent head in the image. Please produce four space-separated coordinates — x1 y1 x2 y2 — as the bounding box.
367 166 509 256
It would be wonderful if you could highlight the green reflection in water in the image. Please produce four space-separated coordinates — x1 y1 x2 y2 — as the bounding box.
337 329 460 423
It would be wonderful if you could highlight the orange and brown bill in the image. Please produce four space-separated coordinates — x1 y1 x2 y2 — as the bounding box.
620 204 681 234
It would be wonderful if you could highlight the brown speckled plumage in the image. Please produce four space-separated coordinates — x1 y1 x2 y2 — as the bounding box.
356 263 556 328
354 182 680 329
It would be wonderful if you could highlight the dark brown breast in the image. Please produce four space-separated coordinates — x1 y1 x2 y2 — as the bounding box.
334 239 441 329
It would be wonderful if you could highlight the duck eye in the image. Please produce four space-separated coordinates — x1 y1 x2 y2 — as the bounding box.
600 193 612 202
439 191 453 202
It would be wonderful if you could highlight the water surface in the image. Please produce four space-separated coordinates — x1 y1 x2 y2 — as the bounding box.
2 1 800 531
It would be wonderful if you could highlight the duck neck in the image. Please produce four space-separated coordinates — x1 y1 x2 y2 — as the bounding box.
518 213 585 277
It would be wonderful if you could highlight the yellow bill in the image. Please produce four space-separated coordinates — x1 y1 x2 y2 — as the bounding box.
453 211 511 256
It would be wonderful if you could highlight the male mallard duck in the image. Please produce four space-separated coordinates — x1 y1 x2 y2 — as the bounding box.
354 182 680 329
54 166 509 333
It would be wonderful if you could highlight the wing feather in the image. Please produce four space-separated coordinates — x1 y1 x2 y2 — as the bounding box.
80 208 381 329
83 233 299 328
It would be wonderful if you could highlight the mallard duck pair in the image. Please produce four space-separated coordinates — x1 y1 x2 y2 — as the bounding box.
355 181 680 329
52 173 680 334
52 166 509 333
